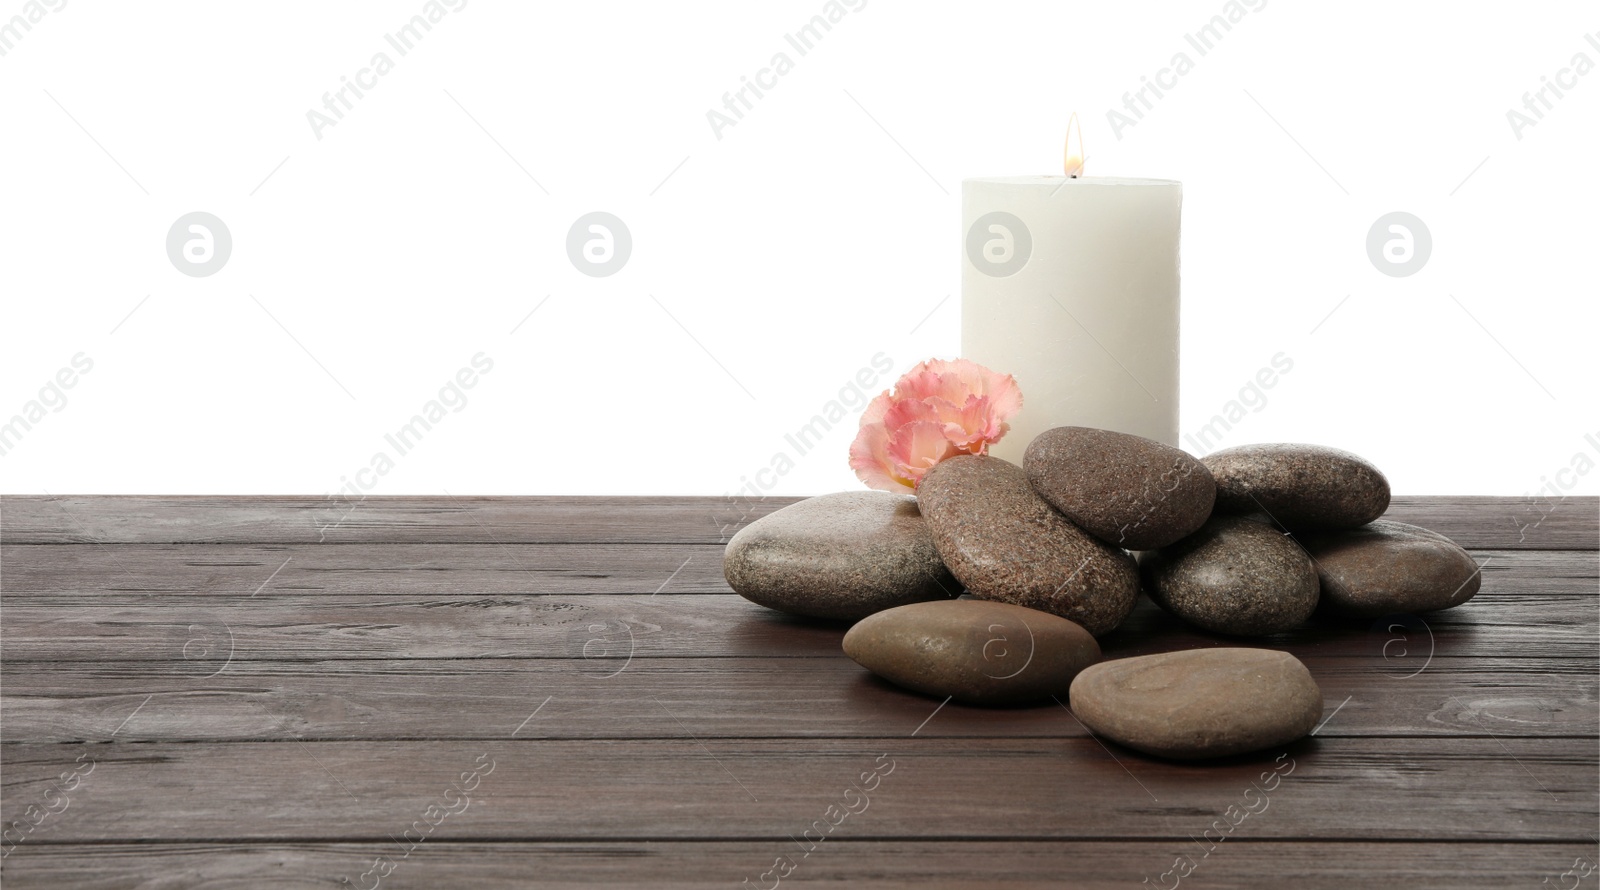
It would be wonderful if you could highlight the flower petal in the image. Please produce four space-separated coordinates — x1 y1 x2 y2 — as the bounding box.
941 394 996 450
850 357 1022 491
859 391 895 428
881 396 949 431
892 364 946 403
887 420 961 488
981 369 1023 423
849 423 914 493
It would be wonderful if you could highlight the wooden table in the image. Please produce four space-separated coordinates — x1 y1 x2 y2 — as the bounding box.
2 495 1596 888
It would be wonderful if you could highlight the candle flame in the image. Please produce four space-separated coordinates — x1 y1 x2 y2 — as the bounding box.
1063 112 1085 178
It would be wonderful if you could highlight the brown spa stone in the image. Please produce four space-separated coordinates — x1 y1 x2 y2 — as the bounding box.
1068 648 1324 760
1300 519 1482 618
1138 515 1320 636
1202 443 1390 532
722 491 958 621
842 600 1101 704
917 455 1140 636
1023 426 1215 550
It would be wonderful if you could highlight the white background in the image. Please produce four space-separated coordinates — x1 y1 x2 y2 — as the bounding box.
2 0 1595 497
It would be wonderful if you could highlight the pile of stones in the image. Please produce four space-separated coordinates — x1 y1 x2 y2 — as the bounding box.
722 427 1481 759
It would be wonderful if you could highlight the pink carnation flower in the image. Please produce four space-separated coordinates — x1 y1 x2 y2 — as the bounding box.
849 358 1023 493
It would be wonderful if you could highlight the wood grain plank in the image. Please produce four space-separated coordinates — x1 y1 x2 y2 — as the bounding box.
0 495 784 545
1 542 1590 598
2 656 1593 742
1384 495 1599 551
1 491 1593 880
5 495 1594 548
3 841 1595 890
4 585 1594 663
0 543 732 595
1 738 1593 842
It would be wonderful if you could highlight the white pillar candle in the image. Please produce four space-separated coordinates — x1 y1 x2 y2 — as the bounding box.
961 175 1181 462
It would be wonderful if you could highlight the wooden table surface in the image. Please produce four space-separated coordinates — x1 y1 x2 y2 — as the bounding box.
1 495 1596 888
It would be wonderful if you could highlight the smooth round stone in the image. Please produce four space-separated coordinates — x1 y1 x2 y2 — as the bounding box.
1138 515 1320 636
917 455 1140 636
723 491 957 621
1301 520 1481 617
1202 443 1390 531
1024 426 1215 550
843 600 1101 704
1069 648 1324 760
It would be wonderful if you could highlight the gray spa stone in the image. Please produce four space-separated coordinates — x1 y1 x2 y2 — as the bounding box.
1024 426 1215 550
1202 443 1390 531
917 455 1140 636
722 491 958 621
1069 648 1324 760
1138 515 1320 636
843 599 1101 704
1301 519 1482 618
